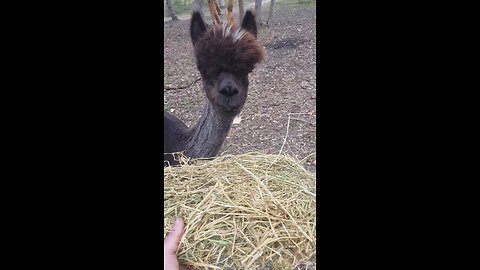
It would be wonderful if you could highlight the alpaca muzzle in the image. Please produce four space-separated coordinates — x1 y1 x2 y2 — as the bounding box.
219 79 239 97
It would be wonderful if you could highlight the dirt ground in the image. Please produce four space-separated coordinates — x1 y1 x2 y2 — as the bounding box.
164 1 316 174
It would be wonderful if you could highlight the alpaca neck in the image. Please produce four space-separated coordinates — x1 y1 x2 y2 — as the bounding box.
184 99 234 158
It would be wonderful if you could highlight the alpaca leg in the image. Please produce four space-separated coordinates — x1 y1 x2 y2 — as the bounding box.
226 0 235 25
208 0 221 25
215 0 222 15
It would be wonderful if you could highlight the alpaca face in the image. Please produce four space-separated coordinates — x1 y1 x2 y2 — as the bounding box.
190 11 265 117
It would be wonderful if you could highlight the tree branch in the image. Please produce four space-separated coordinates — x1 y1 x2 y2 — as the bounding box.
164 78 202 91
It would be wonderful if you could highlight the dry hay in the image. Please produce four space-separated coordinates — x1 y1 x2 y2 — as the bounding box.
164 153 316 269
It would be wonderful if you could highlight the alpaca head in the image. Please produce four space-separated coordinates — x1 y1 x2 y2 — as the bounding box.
190 10 265 118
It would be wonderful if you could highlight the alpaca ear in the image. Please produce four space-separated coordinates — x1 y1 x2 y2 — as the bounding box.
190 12 207 46
241 10 257 38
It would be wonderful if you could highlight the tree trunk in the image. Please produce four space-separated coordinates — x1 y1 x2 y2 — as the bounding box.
166 0 178 20
238 0 244 23
192 0 206 22
255 0 262 26
267 0 275 25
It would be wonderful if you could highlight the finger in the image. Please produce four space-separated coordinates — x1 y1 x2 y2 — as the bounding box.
164 217 185 255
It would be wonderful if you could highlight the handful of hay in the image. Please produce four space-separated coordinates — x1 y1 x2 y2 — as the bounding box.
164 153 316 269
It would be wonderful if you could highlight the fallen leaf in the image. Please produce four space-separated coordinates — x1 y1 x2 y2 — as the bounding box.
233 116 242 125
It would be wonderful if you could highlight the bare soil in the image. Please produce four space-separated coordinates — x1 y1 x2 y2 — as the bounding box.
164 1 316 174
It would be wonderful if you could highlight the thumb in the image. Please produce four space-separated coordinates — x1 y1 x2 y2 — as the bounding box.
164 217 185 255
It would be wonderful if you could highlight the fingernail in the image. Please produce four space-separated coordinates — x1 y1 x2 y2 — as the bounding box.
175 217 180 224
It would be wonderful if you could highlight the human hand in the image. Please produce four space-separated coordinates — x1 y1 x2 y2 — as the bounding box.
164 217 187 270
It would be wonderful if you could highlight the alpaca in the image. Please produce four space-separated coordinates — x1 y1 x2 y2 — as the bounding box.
207 0 221 25
226 0 235 25
164 10 265 166
207 0 235 25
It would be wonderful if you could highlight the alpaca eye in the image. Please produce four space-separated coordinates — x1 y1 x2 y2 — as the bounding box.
199 69 208 78
201 72 214 84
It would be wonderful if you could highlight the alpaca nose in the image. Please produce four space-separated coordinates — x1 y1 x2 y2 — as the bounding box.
219 84 239 97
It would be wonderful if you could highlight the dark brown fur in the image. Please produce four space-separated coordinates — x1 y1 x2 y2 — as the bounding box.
164 10 264 166
194 22 264 116
194 26 264 79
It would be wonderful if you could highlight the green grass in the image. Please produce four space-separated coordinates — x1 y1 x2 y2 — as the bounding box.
164 0 193 17
278 0 316 7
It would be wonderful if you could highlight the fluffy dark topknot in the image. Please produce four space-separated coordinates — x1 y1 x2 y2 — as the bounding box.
194 23 265 77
